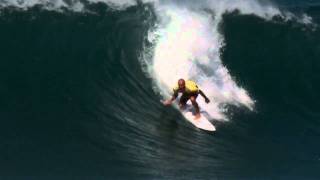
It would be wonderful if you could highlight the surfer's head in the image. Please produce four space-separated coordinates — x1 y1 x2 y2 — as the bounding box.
178 79 185 92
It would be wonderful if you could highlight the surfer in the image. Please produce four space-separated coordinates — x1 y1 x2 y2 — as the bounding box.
163 79 210 119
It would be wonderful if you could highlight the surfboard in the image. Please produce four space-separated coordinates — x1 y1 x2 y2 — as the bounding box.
182 105 216 131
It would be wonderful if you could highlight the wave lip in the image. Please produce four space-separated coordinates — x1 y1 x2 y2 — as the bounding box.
0 0 314 25
0 0 158 11
1 0 67 9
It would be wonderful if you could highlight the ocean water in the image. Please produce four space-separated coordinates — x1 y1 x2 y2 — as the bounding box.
0 0 319 179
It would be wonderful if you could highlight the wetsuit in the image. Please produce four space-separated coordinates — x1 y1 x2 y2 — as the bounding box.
173 80 199 105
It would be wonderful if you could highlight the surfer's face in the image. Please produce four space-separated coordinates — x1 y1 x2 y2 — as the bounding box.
178 79 185 92
178 83 185 92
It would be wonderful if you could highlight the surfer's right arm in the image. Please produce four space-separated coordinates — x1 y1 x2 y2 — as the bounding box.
163 90 178 106
199 89 210 103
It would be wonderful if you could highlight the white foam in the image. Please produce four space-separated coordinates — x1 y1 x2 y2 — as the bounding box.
0 0 159 10
1 0 68 10
71 1 84 12
141 1 314 121
143 2 268 120
0 0 314 26
208 0 282 19
88 0 136 9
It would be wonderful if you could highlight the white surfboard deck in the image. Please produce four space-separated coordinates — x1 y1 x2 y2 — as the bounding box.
182 105 216 131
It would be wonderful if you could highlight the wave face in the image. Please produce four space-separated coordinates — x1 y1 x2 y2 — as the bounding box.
0 0 320 179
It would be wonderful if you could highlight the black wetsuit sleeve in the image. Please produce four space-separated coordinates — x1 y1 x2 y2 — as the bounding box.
199 89 208 99
172 89 178 99
168 89 178 102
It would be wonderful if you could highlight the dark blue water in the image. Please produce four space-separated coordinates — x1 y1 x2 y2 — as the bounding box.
0 0 320 179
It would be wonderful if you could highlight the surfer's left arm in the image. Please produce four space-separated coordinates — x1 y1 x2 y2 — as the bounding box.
199 90 210 103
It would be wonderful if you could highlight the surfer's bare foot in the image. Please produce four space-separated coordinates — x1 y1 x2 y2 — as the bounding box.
194 113 201 120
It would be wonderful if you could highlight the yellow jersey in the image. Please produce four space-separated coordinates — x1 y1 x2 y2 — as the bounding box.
173 80 199 94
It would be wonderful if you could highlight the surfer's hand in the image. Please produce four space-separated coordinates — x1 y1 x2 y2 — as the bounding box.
205 98 210 104
162 100 172 106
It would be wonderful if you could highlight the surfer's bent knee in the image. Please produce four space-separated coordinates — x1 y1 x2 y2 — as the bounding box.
190 96 196 104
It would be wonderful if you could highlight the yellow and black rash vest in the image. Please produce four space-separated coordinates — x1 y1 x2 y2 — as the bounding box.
173 80 199 94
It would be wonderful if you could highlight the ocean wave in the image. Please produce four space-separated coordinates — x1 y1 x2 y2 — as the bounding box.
1 0 313 122
141 0 296 121
1 2 319 178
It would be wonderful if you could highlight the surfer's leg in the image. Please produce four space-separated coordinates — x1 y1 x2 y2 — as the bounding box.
190 95 200 119
179 94 188 110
